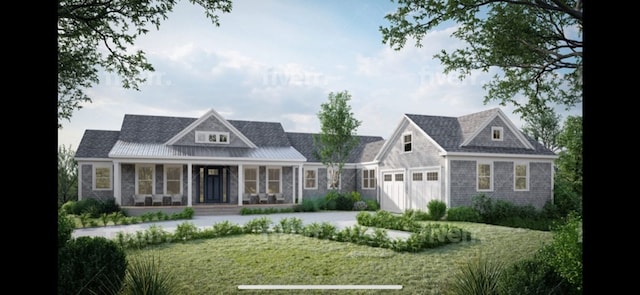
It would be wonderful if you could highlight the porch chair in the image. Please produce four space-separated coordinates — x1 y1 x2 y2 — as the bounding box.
133 194 147 206
242 193 253 204
152 194 165 206
258 193 269 204
170 194 182 205
274 193 285 203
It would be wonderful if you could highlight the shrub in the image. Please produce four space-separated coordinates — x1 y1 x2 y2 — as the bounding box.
300 198 318 212
499 257 577 295
426 200 447 221
472 193 495 223
349 191 362 202
58 236 128 295
403 209 430 221
363 199 379 211
446 206 482 222
538 212 583 292
446 255 503 295
122 255 177 295
72 198 102 217
60 201 76 215
352 201 367 211
98 199 121 215
553 177 582 217
58 211 75 248
334 195 354 211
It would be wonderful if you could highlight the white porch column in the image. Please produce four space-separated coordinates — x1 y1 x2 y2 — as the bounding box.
113 161 121 205
298 164 304 204
187 163 193 207
238 164 244 205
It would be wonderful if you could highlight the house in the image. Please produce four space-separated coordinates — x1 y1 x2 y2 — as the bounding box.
74 107 557 212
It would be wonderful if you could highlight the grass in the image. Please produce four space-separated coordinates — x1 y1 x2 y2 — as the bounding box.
123 220 551 294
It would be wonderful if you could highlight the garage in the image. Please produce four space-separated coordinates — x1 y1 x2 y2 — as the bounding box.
381 171 406 213
407 169 440 211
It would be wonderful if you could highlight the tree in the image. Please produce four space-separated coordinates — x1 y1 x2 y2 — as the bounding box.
555 115 582 196
58 144 78 207
313 91 362 190
57 0 233 128
380 0 582 118
521 104 562 152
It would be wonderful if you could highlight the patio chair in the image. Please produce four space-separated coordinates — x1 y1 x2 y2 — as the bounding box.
170 194 182 205
258 193 269 204
274 193 285 203
133 194 147 206
152 194 164 206
242 193 253 204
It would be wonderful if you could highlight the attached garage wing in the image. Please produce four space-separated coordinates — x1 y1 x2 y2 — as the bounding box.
381 171 406 213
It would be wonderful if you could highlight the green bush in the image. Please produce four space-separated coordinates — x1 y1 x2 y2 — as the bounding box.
499 257 577 295
334 195 354 211
122 255 177 295
349 191 362 202
58 211 75 248
363 199 379 211
446 255 503 295
352 201 367 211
58 236 128 295
446 206 482 222
538 212 583 292
300 198 318 212
426 200 447 221
60 201 76 215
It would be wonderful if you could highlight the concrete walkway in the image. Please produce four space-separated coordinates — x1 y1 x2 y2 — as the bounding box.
72 211 412 240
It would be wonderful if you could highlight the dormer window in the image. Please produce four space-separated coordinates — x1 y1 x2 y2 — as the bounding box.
196 131 230 144
403 132 412 152
491 127 503 141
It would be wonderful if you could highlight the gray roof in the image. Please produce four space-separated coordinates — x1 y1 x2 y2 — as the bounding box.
405 109 556 155
286 132 385 163
75 130 121 158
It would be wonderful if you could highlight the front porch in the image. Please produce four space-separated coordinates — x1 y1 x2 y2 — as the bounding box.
121 203 298 216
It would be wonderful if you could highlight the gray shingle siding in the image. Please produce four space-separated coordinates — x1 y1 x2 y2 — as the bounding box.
379 123 443 170
172 116 251 148
449 160 552 209
79 164 114 202
465 117 523 148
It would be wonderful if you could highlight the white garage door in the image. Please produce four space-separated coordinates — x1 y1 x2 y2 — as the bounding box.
408 170 440 211
381 172 405 213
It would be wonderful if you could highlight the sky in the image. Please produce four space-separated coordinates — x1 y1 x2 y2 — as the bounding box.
57 0 582 149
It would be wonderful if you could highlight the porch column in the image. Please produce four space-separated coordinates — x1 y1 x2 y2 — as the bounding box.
291 166 295 204
238 164 244 205
187 163 193 207
298 164 304 204
113 161 121 205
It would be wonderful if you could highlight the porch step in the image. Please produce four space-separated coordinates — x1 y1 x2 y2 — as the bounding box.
192 205 242 216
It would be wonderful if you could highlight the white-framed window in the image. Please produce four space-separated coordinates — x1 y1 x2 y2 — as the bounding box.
491 127 503 141
244 167 258 194
93 164 112 190
327 167 341 189
267 167 281 194
403 132 412 152
412 172 423 181
514 162 529 191
477 162 493 191
135 164 155 195
165 165 182 195
362 168 376 189
304 168 317 190
195 131 230 144
426 172 438 181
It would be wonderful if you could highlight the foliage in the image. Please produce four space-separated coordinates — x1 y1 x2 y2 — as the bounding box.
555 115 583 197
58 236 128 295
446 206 482 222
58 211 75 248
427 199 447 221
446 255 504 295
538 212 582 291
121 254 178 295
57 0 233 128
403 209 431 221
58 144 78 206
334 194 354 211
299 198 319 212
551 177 582 218
352 200 368 211
380 0 582 120
313 90 362 189
240 207 295 215
363 199 379 211
499 257 577 295
521 105 562 152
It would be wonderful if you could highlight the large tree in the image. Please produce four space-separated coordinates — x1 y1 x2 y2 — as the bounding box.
58 144 78 207
313 91 362 190
521 104 562 152
380 0 582 118
57 0 233 128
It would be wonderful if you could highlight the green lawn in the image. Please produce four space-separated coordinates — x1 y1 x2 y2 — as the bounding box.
124 221 551 294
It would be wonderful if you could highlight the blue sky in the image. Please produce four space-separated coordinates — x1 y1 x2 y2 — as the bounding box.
57 0 582 149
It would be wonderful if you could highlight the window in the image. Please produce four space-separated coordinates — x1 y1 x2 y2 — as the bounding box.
267 167 281 194
403 132 412 152
304 168 317 189
426 172 438 181
412 172 423 181
491 127 503 141
327 167 341 189
165 166 182 195
477 162 492 191
244 167 258 194
362 169 376 189
136 165 154 195
514 163 529 191
384 174 392 182
195 131 230 144
93 164 112 190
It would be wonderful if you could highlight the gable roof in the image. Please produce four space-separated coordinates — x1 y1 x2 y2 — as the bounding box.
286 132 385 163
74 130 121 159
166 109 256 148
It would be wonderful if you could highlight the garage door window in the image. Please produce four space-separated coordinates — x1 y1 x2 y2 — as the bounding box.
426 172 438 181
412 173 423 181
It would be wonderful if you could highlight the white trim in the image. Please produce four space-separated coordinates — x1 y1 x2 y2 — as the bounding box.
164 165 183 195
402 131 413 153
460 109 535 149
266 166 282 194
303 167 318 190
442 152 557 160
92 163 112 190
165 108 257 148
243 166 259 194
361 168 376 190
187 163 193 206
238 163 244 205
195 131 230 145
476 161 493 192
513 161 530 191
373 117 409 161
491 126 504 141
135 164 156 195
298 164 304 204
113 161 121 205
78 164 84 200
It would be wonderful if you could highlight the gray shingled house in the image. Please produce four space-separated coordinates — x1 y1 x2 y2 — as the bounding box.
74 107 557 212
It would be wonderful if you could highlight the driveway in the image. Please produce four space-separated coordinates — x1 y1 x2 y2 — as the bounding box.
72 211 411 240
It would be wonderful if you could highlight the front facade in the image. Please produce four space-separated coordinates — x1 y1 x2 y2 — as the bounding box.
75 107 557 212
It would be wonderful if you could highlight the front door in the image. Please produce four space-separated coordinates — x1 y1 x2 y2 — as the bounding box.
202 167 228 203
